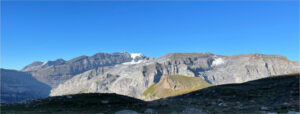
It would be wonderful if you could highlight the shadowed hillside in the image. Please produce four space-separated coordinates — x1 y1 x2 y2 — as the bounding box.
155 73 300 113
0 69 51 103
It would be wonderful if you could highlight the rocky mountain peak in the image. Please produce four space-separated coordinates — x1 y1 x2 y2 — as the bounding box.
31 61 44 65
44 59 66 66
22 59 66 72
21 52 147 87
22 61 44 72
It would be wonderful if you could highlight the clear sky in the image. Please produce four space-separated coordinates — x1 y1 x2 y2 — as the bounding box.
1 0 299 70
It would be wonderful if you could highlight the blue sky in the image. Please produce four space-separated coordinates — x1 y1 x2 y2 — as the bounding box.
1 1 299 70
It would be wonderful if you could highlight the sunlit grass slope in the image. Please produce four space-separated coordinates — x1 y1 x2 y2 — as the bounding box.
142 74 211 100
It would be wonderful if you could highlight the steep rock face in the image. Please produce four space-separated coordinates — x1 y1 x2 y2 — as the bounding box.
22 52 147 87
50 53 300 99
49 67 119 96
50 60 157 97
0 69 51 103
203 54 300 84
156 53 300 84
156 53 215 77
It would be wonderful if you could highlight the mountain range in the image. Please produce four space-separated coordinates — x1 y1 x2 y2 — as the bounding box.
1 52 299 103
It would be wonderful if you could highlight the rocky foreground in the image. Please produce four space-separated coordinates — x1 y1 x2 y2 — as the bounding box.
1 73 299 113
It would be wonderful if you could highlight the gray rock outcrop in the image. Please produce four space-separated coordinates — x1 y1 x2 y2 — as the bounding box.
50 53 300 99
22 52 147 88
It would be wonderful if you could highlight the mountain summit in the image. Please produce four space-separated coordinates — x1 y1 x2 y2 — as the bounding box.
22 52 148 88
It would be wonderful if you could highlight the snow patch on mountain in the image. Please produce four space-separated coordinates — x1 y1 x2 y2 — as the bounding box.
42 61 48 66
130 53 143 59
212 58 225 66
122 53 144 65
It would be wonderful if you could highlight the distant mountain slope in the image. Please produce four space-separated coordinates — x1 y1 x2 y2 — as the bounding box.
50 53 300 99
22 52 147 87
0 69 51 103
2 73 299 113
142 74 211 100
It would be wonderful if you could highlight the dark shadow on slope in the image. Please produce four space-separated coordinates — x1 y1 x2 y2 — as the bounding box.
0 68 51 103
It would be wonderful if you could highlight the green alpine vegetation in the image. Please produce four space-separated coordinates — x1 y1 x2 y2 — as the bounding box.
142 74 211 100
